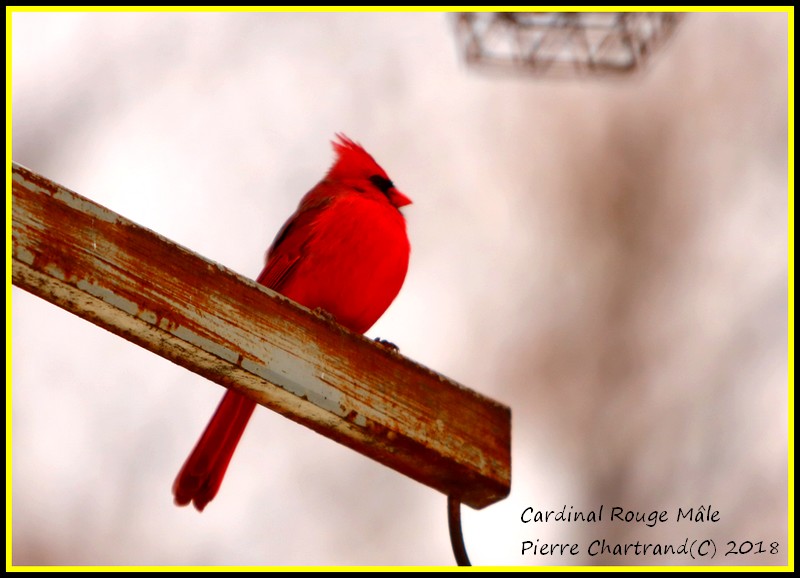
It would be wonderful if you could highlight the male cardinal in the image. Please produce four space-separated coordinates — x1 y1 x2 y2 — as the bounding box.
173 135 411 511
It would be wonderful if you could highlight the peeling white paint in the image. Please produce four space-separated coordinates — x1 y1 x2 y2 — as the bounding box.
52 188 120 224
75 279 138 316
170 325 239 365
240 356 345 418
12 245 35 266
43 263 67 282
138 309 157 324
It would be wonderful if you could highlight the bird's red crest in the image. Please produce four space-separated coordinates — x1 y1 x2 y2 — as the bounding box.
327 133 389 181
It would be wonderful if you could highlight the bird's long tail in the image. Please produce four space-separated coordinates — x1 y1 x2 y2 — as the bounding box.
173 390 257 511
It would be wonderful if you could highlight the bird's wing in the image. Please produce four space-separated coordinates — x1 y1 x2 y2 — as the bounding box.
255 196 332 290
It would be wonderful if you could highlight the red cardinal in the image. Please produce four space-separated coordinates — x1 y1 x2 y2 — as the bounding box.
173 135 411 511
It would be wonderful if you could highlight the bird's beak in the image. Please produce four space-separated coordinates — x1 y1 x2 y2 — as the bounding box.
388 188 412 209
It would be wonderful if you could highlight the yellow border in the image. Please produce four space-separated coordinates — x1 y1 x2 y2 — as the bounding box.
4 565 794 572
6 5 794 573
2 564 796 572
787 4 796 574
5 5 13 576
1 6 795 12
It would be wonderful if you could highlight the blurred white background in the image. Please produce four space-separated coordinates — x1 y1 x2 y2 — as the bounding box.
11 11 788 567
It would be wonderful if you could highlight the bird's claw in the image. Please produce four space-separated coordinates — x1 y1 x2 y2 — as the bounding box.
375 337 400 352
313 308 337 324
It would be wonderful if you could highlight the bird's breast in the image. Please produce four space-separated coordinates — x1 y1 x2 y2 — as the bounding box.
277 195 410 334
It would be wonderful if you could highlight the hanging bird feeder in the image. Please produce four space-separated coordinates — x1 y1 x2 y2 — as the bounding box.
453 12 685 77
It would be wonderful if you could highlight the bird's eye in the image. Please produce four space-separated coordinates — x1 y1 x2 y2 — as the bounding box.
369 175 394 194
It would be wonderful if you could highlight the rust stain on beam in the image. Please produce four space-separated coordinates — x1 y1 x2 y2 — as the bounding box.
11 162 511 509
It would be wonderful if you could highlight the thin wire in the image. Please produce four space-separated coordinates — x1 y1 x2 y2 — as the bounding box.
447 495 472 566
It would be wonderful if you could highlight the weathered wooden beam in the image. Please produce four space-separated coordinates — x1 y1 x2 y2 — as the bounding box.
11 162 511 509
